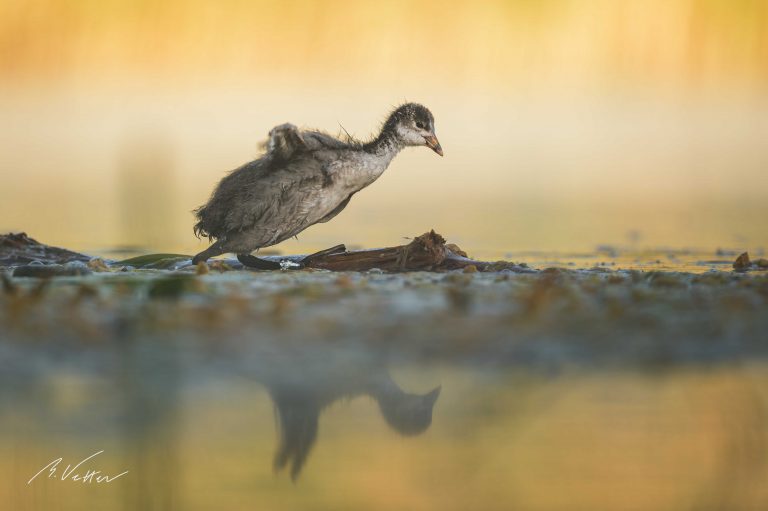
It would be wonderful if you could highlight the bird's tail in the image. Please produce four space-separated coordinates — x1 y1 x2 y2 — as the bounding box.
192 205 212 239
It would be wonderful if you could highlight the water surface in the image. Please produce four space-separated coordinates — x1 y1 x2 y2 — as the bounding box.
2 266 767 510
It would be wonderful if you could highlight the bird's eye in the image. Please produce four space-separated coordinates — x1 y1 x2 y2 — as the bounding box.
415 122 425 129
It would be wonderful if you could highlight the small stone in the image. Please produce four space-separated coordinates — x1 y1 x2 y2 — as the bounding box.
462 264 478 274
87 257 109 272
208 260 232 272
733 252 751 272
755 258 768 269
196 261 209 275
335 275 354 289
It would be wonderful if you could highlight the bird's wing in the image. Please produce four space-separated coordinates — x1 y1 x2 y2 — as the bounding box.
317 192 354 223
266 123 309 161
222 164 326 240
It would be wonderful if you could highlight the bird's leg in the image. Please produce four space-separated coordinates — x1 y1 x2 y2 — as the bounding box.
192 241 224 265
300 244 347 266
237 253 283 270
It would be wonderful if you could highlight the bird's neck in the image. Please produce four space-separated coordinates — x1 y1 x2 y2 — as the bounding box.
366 373 406 405
364 129 404 162
337 128 402 191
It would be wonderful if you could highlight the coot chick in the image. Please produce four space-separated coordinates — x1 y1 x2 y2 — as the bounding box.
192 103 443 268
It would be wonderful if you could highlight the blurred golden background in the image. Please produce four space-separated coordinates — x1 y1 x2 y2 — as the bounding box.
1 0 767 257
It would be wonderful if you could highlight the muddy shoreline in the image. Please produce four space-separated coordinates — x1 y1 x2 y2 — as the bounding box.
1 231 766 369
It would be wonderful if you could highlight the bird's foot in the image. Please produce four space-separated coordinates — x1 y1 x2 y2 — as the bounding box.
237 253 282 270
237 244 347 271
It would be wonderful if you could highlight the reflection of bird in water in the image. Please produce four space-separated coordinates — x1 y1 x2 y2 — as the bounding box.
265 367 441 480
192 103 443 268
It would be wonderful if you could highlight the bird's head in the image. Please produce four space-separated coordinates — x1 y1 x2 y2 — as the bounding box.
377 385 441 436
384 103 443 156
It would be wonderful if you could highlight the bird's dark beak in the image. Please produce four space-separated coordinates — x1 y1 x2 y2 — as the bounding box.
424 134 443 156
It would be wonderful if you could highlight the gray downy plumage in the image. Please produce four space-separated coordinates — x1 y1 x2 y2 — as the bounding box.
191 103 443 264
